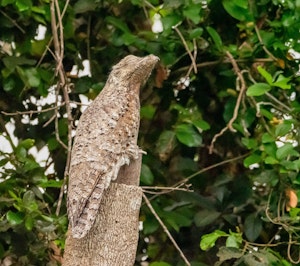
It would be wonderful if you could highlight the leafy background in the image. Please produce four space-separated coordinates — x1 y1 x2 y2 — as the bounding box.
0 0 300 265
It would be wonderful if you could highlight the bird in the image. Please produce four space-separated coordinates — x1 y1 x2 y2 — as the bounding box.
67 54 159 238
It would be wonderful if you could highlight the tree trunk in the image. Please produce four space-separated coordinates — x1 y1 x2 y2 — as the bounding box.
63 157 142 266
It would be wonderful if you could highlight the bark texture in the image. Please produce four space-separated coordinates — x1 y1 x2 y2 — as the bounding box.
63 182 142 266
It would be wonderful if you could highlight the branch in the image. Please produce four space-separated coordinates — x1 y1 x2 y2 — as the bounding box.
171 153 249 189
1 104 64 116
142 185 193 195
142 193 191 266
50 0 73 216
0 10 25 34
173 58 273 75
172 23 197 74
254 25 277 62
209 51 247 154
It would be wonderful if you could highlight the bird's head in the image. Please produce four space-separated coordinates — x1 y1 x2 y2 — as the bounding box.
110 54 159 87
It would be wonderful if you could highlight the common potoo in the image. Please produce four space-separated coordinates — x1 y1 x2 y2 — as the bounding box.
67 54 159 238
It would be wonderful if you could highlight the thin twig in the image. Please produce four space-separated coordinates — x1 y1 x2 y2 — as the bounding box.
36 0 69 68
54 85 68 150
50 0 73 216
0 10 25 34
265 92 292 112
209 127 229 155
43 113 56 128
287 232 300 264
54 0 64 73
142 185 193 195
254 25 277 62
226 51 247 131
1 104 64 116
172 153 249 189
172 23 197 74
173 58 273 75
209 51 247 154
87 15 92 75
142 193 191 266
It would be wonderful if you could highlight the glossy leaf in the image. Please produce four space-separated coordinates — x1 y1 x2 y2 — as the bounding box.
200 230 228 251
206 26 223 52
257 66 273 85
243 153 261 167
222 0 251 21
175 124 202 147
194 210 221 227
244 214 262 242
7 211 25 225
246 83 271 96
276 143 299 160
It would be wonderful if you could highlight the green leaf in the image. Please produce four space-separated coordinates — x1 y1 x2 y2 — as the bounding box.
161 14 182 31
164 212 192 231
16 67 41 87
106 16 130 33
189 28 204 39
15 145 27 161
226 235 240 248
275 121 292 137
183 4 201 24
272 74 291 89
194 210 221 227
206 26 223 52
200 230 228 251
73 0 98 14
262 133 274 143
1 0 15 6
243 153 261 167
175 124 202 147
265 156 279 164
246 83 271 96
276 143 299 160
3 56 36 71
6 211 25 225
19 139 35 149
244 213 262 242
140 164 154 185
150 262 172 266
16 0 32 11
222 0 250 21
143 216 159 235
228 231 243 247
47 138 59 151
25 216 34 231
217 247 243 262
74 77 93 93
23 190 38 212
263 142 277 158
259 108 273 120
289 208 300 218
257 66 273 85
193 120 210 131
241 138 258 149
156 130 176 161
141 105 156 119
39 180 63 188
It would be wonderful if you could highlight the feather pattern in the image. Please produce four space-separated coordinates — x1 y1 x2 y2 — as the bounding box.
67 55 159 238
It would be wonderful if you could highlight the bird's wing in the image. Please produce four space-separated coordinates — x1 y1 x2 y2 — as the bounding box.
67 92 135 238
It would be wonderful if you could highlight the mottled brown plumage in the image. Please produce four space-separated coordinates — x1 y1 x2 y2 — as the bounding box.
67 54 159 238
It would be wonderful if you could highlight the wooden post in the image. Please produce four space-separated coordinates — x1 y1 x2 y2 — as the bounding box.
63 157 142 266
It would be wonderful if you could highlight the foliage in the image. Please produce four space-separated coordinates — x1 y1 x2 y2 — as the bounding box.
0 0 300 265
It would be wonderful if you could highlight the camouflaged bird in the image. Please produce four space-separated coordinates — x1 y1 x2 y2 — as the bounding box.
67 54 159 238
